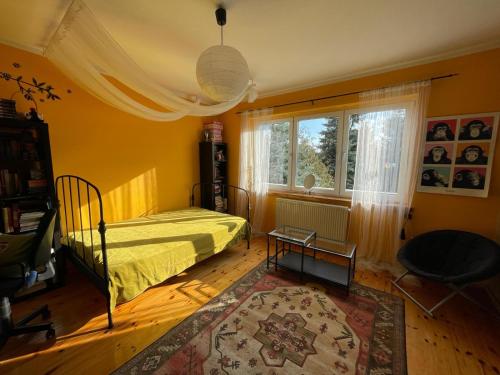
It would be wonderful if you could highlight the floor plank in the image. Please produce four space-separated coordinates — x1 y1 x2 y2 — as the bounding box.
0 237 499 375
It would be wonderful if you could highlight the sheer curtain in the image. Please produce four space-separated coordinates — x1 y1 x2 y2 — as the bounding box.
239 109 273 233
349 81 431 264
44 0 251 121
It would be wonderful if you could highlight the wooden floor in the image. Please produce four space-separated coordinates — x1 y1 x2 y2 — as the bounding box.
0 237 499 375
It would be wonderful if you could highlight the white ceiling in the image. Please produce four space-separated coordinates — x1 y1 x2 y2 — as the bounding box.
1 0 500 98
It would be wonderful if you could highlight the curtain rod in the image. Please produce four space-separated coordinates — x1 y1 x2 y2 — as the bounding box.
236 73 458 114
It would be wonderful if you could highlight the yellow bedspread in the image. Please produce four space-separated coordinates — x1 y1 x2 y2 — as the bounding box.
65 208 249 310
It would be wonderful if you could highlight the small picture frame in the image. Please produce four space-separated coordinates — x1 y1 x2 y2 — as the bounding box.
451 167 487 190
455 143 489 165
420 167 451 187
417 112 498 198
458 117 494 141
422 143 453 164
426 119 457 142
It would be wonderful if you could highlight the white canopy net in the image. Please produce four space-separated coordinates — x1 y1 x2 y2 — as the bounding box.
44 0 250 121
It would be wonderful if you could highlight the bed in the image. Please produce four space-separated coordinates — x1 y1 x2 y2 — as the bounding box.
55 175 250 329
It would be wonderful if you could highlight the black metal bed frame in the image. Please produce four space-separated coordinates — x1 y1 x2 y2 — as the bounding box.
55 176 251 329
55 175 113 328
191 182 251 249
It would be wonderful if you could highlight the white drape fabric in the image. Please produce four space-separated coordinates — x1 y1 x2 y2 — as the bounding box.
44 0 250 121
239 109 273 233
349 81 431 264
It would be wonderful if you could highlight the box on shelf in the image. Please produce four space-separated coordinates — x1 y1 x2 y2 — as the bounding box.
203 121 223 142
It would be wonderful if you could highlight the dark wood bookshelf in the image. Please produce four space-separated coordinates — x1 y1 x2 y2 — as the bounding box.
0 118 56 235
0 117 64 295
1 193 48 201
199 142 228 212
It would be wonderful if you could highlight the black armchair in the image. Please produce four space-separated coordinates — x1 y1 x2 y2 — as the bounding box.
0 209 57 347
392 230 500 317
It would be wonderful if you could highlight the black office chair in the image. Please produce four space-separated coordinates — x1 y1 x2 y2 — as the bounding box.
0 209 57 347
392 230 500 317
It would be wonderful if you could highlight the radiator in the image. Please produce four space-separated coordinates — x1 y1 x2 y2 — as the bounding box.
276 198 349 242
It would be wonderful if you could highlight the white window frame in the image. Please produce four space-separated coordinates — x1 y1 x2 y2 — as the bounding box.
266 103 412 199
340 103 413 198
291 111 345 196
266 117 294 192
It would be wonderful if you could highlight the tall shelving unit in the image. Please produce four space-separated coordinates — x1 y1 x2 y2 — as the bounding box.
0 118 61 294
199 142 228 212
0 118 56 234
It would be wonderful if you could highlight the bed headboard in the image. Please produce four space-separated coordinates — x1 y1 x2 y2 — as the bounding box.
190 182 250 224
55 175 109 276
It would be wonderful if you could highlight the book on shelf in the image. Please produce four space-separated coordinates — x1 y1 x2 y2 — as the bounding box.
19 210 45 232
27 179 47 193
207 133 223 142
30 163 45 179
214 195 228 212
214 170 226 180
1 206 45 233
214 195 225 212
0 138 39 161
19 211 45 232
21 142 39 161
2 207 14 233
0 169 21 197
0 139 22 159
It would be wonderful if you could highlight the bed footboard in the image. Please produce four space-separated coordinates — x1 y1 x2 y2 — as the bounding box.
191 182 251 249
55 175 113 329
55 178 251 331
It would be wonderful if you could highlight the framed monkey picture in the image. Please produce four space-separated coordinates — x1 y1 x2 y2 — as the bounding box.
417 112 498 198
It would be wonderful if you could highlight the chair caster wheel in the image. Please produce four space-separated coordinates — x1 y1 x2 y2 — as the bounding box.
46 327 55 340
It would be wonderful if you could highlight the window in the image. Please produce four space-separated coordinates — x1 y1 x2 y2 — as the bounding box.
295 116 338 189
268 120 291 186
267 107 408 197
342 108 407 195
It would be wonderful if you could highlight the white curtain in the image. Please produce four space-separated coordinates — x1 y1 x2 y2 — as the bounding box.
44 0 250 121
239 109 273 233
350 81 431 264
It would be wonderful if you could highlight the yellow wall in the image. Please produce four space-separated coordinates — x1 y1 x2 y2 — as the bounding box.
0 43 203 224
2 42 499 241
221 48 500 241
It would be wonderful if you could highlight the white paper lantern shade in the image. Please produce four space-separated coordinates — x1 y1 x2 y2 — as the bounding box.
196 45 250 102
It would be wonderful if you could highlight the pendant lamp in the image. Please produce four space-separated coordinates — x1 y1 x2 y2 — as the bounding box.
196 7 251 102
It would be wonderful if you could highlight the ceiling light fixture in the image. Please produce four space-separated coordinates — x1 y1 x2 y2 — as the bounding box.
196 7 251 102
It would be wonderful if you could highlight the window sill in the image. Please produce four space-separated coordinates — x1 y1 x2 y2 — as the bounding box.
268 190 351 207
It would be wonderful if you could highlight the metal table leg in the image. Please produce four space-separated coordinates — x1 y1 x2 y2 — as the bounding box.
313 232 317 258
266 234 270 269
275 237 278 271
300 245 305 280
352 248 357 281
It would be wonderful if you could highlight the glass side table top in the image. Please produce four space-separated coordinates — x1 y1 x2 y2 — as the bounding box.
268 226 315 246
307 238 356 258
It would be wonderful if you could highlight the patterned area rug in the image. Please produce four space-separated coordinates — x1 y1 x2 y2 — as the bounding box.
114 262 406 375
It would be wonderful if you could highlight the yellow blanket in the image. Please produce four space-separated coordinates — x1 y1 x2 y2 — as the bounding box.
65 208 249 309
